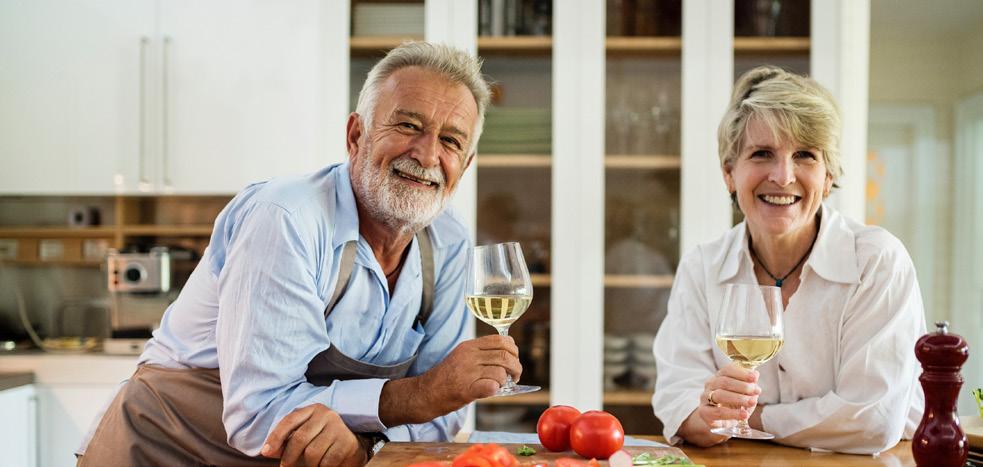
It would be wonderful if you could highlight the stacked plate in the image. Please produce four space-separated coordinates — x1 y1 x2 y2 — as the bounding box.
478 107 551 155
603 334 630 390
352 3 425 37
630 333 658 390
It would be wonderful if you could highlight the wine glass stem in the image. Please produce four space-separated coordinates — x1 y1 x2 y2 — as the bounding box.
735 363 758 434
496 326 515 390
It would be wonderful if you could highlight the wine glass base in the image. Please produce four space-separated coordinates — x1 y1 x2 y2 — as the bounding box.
710 425 775 440
491 384 541 397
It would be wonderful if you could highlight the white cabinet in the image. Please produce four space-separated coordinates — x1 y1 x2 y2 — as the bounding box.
35 385 120 467
0 0 154 195
0 384 37 467
0 0 346 195
155 0 335 194
0 354 137 467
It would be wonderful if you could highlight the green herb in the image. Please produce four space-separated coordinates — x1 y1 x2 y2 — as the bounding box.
632 452 694 465
973 388 983 417
516 445 536 456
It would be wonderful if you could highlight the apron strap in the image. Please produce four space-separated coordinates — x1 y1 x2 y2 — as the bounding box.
323 228 436 327
416 227 435 328
324 240 358 317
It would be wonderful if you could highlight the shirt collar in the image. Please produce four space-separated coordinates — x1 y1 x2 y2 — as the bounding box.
716 204 860 285
331 161 360 250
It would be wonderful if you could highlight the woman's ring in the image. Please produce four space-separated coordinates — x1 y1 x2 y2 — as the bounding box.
707 389 720 407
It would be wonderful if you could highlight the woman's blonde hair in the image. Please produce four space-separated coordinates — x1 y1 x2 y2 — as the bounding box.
718 66 843 184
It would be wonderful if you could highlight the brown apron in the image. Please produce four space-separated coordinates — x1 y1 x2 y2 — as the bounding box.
79 230 435 466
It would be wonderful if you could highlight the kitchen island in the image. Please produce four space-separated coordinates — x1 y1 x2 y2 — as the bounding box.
370 437 916 466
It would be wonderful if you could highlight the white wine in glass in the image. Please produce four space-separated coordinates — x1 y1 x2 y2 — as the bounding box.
710 284 784 440
465 242 540 397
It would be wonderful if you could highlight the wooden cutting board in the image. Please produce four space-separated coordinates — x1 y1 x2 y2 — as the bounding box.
368 442 689 465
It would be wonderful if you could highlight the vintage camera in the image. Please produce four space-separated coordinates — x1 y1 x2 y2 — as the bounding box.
107 247 171 293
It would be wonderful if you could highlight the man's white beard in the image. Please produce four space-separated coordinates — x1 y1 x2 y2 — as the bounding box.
354 152 449 231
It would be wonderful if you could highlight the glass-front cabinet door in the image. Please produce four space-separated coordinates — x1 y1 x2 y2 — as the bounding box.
602 0 682 435
473 0 554 433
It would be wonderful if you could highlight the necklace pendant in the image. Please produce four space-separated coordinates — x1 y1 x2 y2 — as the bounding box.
775 279 783 287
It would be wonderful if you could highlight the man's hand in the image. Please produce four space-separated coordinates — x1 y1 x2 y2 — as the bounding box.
261 404 366 467
379 334 521 426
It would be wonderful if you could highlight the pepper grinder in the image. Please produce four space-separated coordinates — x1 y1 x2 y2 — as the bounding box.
913 321 969 467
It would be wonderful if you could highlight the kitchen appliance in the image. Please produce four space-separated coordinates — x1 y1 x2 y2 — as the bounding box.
105 247 173 354
108 247 171 293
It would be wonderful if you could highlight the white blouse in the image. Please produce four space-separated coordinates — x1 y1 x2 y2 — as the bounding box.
652 204 926 455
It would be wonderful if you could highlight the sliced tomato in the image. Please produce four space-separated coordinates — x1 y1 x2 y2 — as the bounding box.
407 462 450 467
554 458 587 467
451 455 495 467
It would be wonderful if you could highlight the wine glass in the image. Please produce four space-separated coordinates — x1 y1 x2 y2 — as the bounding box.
711 284 784 439
465 242 541 396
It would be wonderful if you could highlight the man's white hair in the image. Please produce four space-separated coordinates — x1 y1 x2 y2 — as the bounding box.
354 41 491 155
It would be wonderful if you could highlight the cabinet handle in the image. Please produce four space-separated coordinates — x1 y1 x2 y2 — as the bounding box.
162 36 172 188
28 393 38 467
139 37 150 189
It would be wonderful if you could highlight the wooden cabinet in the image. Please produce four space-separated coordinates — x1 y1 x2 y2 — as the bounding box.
0 1 346 195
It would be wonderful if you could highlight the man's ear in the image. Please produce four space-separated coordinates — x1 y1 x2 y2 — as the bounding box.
346 112 363 161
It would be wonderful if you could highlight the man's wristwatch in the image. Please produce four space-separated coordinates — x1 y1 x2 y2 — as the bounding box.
357 432 388 460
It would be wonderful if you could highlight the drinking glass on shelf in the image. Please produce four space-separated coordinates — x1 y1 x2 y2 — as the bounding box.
465 242 541 396
711 284 784 439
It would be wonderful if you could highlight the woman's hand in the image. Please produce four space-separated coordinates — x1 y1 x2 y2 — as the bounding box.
677 362 761 447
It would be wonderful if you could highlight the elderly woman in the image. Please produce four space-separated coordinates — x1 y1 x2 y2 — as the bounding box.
652 66 926 454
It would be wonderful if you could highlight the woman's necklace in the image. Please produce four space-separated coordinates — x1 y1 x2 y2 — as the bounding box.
748 233 817 287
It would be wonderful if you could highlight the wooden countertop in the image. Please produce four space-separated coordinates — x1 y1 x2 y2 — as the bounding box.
370 437 915 466
675 438 914 466
0 371 34 391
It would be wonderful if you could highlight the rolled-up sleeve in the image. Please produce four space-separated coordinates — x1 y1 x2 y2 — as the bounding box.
383 237 472 441
761 242 926 454
215 201 387 455
652 248 715 444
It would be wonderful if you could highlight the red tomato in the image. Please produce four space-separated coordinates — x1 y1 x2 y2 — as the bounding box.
536 405 582 452
568 410 625 459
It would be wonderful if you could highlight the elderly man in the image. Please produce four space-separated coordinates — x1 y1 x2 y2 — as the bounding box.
78 42 520 467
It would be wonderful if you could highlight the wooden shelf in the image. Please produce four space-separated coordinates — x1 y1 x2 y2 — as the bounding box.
530 273 551 287
121 225 214 236
734 36 810 54
604 274 673 288
523 274 674 289
477 390 653 406
477 154 680 170
605 155 680 169
477 391 551 405
350 35 804 57
606 36 681 54
0 227 116 238
350 35 423 56
603 390 655 406
478 154 551 168
1 259 102 267
478 36 552 54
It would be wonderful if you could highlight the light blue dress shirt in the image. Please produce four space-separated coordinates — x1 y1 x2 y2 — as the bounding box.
138 162 471 455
